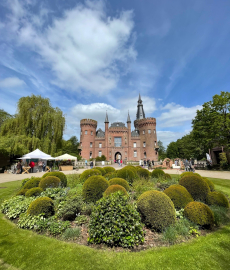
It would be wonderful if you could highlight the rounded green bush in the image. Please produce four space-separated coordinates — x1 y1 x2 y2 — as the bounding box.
116 168 135 184
79 169 102 182
179 175 210 202
109 178 129 191
39 176 61 190
95 167 106 175
42 172 67 187
16 189 29 196
125 166 138 177
184 201 214 227
27 197 55 217
25 187 43 197
103 166 116 173
104 185 128 197
137 190 176 231
202 177 215 192
179 172 201 179
82 175 109 203
151 168 165 178
23 177 41 189
207 192 229 208
164 184 194 209
137 168 150 179
104 172 117 180
164 173 172 180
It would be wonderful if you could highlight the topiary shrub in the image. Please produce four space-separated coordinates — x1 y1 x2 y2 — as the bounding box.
137 168 150 179
21 178 31 188
42 172 67 187
27 197 55 217
104 172 117 180
16 189 29 196
109 178 129 191
179 172 201 179
39 176 61 190
137 190 176 231
95 167 106 175
202 177 215 192
151 168 165 178
82 175 109 203
25 187 43 197
88 192 144 248
104 185 128 197
79 169 102 182
117 168 135 184
164 184 194 209
103 166 116 173
179 175 210 202
206 192 229 208
23 177 41 189
125 166 138 177
164 173 172 180
184 201 214 227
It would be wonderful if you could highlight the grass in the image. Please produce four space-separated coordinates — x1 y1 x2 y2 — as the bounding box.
0 178 230 270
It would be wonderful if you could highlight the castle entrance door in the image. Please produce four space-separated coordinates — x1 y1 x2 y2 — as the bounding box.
114 152 122 163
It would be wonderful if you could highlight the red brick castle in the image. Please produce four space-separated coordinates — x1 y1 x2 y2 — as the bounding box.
79 95 159 162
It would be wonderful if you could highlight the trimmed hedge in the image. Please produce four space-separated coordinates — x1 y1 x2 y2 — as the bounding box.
16 189 29 196
179 172 201 179
39 176 61 190
104 185 128 197
116 168 135 184
104 172 117 180
42 172 67 187
179 175 210 202
137 190 176 231
151 169 165 178
23 177 41 189
207 191 229 208
202 177 215 192
25 187 43 197
137 168 150 179
82 175 109 203
184 201 214 227
164 173 172 180
164 184 194 209
79 169 102 182
27 196 55 217
95 167 106 175
125 166 138 177
109 178 129 191
103 166 116 173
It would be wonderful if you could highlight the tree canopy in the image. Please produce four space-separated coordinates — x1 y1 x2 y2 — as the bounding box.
0 109 13 128
157 140 166 160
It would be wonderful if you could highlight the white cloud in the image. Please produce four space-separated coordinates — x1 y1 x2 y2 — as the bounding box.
158 103 202 127
0 77 26 88
157 130 190 147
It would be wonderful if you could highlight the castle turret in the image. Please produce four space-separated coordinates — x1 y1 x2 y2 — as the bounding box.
127 111 131 160
136 94 145 120
104 112 109 159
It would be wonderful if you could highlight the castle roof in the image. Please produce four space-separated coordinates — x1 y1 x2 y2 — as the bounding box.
110 122 126 128
136 94 145 120
131 130 139 137
96 128 105 137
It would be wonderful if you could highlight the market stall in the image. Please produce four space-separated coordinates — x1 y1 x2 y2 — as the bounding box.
54 153 77 171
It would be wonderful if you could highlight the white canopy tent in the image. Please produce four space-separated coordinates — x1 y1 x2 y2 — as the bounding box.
54 153 77 166
19 149 55 160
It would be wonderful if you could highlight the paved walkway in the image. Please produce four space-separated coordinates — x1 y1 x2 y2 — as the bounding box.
0 166 230 184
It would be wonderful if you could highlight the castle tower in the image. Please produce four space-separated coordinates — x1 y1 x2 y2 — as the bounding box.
127 111 131 160
80 119 97 159
136 93 145 120
104 112 109 159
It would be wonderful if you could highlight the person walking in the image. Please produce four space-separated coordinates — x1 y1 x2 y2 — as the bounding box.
90 161 93 169
16 161 22 174
50 161 53 172
38 160 43 172
29 161 35 173
85 159 88 168
120 159 122 166
42 161 46 172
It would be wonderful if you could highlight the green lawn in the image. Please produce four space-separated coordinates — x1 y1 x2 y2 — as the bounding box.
0 178 230 270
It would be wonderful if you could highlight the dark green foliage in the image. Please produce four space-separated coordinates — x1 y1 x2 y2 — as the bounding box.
82 175 109 203
16 189 29 196
21 178 31 188
164 184 194 209
42 172 67 187
23 177 41 189
79 169 102 182
125 166 138 177
62 227 81 240
202 177 215 192
151 168 165 178
27 197 55 217
164 173 172 180
132 179 154 199
25 187 43 197
137 190 176 231
39 176 61 190
184 201 214 227
209 206 230 226
104 185 128 197
88 192 144 248
137 168 150 179
103 166 116 173
179 172 201 179
206 191 229 208
104 172 117 180
179 175 210 202
109 178 129 191
116 168 135 184
95 167 106 175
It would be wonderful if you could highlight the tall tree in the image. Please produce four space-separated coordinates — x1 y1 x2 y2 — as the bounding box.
166 142 179 159
0 95 65 156
157 140 166 160
0 109 12 128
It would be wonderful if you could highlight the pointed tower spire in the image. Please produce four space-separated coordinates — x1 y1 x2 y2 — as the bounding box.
104 111 109 123
138 93 142 103
136 94 145 120
127 110 131 123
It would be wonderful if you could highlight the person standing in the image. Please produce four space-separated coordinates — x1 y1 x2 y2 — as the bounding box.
42 161 46 172
38 160 43 172
85 159 88 168
16 161 22 174
90 161 93 169
29 161 35 173
50 161 53 172
120 159 122 166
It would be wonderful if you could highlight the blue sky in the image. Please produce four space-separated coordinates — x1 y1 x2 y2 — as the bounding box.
0 0 230 147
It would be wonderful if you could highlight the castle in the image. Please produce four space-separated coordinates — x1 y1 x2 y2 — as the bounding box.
79 94 159 162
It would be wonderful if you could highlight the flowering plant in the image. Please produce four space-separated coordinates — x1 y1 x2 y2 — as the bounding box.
59 159 72 166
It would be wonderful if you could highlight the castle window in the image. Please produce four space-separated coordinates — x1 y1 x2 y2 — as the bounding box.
91 131 93 135
155 141 156 146
143 142 146 147
143 130 145 134
99 143 102 148
134 150 137 157
144 152 146 158
81 131 82 135
99 151 102 157
148 129 151 134
155 151 157 155
133 142 136 148
109 151 111 155
154 129 156 134
90 152 92 158
90 142 93 148
85 130 88 135
125 151 127 155
114 137 122 147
